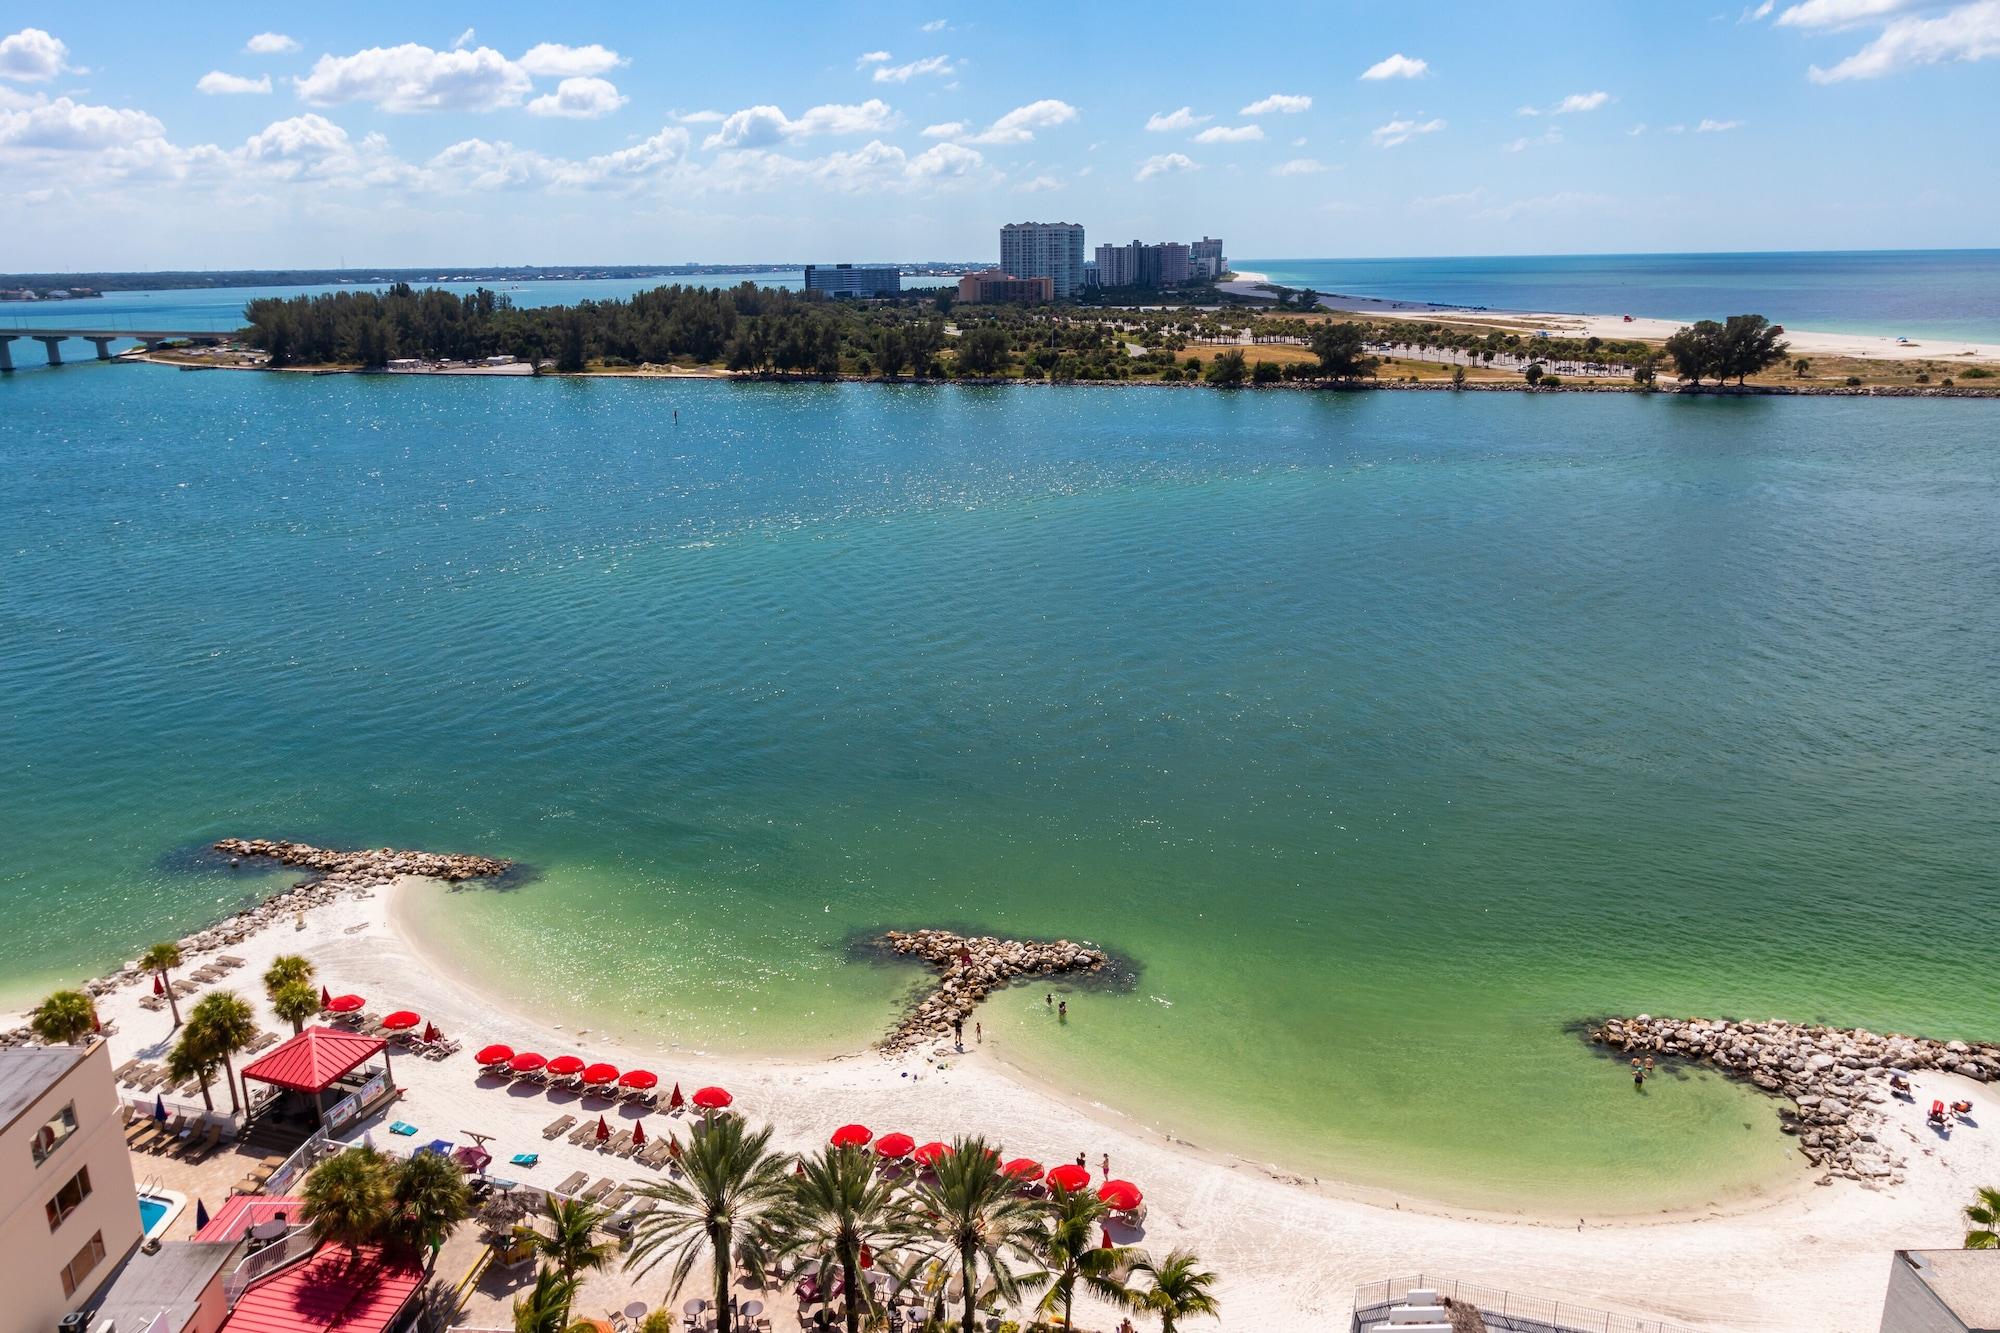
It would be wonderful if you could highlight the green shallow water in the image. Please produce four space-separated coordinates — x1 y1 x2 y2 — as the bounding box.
3 367 1995 1212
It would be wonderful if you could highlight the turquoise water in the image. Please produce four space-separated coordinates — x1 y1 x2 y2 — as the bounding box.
139 1194 168 1233
3 365 1996 1211
1245 250 2000 344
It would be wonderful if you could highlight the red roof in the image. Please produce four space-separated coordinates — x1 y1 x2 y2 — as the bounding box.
240 1026 387 1094
222 1241 423 1333
194 1195 304 1243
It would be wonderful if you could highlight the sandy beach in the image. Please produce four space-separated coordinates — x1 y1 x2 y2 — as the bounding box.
35 871 1997 1332
1218 274 2000 364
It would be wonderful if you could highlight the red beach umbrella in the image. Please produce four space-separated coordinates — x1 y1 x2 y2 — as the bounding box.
508 1051 547 1073
475 1044 514 1066
422 1022 440 1043
1101 1227 1114 1250
913 1141 950 1167
1097 1180 1143 1211
546 1055 586 1078
632 1119 646 1147
582 1062 620 1086
830 1124 872 1148
620 1069 658 1090
595 1115 610 1143
327 994 365 1014
691 1086 732 1110
1001 1157 1043 1181
874 1133 914 1159
382 1011 421 1031
859 1244 874 1270
1045 1164 1090 1192
668 1083 685 1110
319 984 331 1007
153 973 164 997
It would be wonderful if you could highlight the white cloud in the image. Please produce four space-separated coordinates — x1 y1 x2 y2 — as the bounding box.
1808 0 2000 80
1371 116 1445 148
920 18 950 32
1696 117 1743 131
1411 188 1487 212
452 29 477 51
245 32 300 56
677 109 724 123
1145 106 1209 132
921 121 967 138
962 98 1076 144
1135 151 1196 180
1517 105 1540 116
197 71 273 95
1775 0 1911 27
698 138 985 195
1241 93 1311 115
1272 157 1328 175
1502 127 1563 152
0 96 163 149
588 124 691 178
294 44 534 112
1556 90 1613 113
1193 124 1263 143
1628 123 1649 135
0 28 73 82
526 76 627 119
873 54 957 83
857 51 892 65
907 141 983 177
516 43 627 78
702 99 898 149
1014 173 1062 192
1360 53 1428 80
1740 0 1776 20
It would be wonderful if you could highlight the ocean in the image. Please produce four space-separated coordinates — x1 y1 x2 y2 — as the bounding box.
1243 250 2000 345
2 366 1995 1212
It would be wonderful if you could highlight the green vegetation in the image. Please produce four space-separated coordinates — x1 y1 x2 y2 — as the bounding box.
264 955 319 1034
760 1144 923 1333
512 1265 581 1333
1663 314 1790 385
626 1116 791 1333
1126 1249 1222 1333
1962 366 1993 379
1967 1186 2000 1248
301 1145 471 1265
533 1197 615 1282
1028 1183 1132 1333
164 1027 223 1111
907 1137 1046 1333
30 989 96 1045
140 941 183 1028
186 991 256 1112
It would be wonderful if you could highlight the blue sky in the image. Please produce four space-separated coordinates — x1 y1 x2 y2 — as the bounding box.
4 1 1997 269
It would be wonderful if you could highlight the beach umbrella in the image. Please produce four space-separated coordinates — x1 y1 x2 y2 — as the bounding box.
152 1094 168 1123
508 1052 547 1073
668 1082 685 1110
619 1069 658 1091
1045 1164 1089 1192
546 1055 586 1078
327 994 365 1014
422 1022 440 1043
632 1119 647 1147
1097 1180 1143 1211
382 1011 421 1031
874 1133 914 1159
582 1062 620 1087
912 1141 950 1167
453 1145 492 1174
595 1115 610 1143
1101 1227 1114 1250
1001 1157 1043 1181
320 985 331 1007
475 1044 514 1066
830 1124 872 1148
153 973 164 997
691 1086 732 1110
194 1199 209 1232
859 1243 874 1270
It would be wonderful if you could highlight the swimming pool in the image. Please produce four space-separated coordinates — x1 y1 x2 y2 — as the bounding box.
137 1188 184 1239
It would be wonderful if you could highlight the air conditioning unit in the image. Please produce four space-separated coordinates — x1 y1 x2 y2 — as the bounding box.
55 1313 91 1333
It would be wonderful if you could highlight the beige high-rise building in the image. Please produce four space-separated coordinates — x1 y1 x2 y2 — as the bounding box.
999 222 1086 300
0 1040 143 1331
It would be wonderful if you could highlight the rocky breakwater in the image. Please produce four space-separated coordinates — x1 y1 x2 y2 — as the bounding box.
213 838 511 884
881 929 1108 1054
1592 1015 2000 1185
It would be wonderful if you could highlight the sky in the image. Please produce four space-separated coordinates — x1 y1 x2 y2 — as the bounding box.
4 1 1997 270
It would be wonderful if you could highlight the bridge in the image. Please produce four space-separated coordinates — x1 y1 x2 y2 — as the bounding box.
0 327 227 370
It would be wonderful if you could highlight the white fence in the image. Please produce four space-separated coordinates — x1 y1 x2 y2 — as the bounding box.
223 1223 318 1307
1352 1275 1702 1333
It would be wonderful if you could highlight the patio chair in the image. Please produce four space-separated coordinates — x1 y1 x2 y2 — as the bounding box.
543 1115 577 1140
185 1123 224 1163
555 1171 590 1196
582 1177 614 1203
604 1130 634 1156
112 1059 140 1083
600 1185 632 1214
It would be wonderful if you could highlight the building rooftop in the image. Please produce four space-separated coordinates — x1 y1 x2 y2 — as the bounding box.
195 1195 305 1243
85 1239 239 1333
0 1042 91 1134
222 1240 424 1333
1900 1250 2000 1331
239 1026 385 1094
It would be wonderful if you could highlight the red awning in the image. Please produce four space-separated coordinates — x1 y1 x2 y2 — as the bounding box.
1098 1180 1143 1211
240 1026 387 1095
224 1240 422 1333
1045 1164 1090 1192
830 1124 872 1148
874 1132 914 1158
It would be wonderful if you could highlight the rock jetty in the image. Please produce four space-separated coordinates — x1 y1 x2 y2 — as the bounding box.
1592 1015 2000 1184
881 929 1108 1054
213 838 511 883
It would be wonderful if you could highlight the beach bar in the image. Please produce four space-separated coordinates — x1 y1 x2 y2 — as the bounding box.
238 1026 398 1138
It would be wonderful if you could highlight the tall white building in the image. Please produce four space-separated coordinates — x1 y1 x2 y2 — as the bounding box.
1000 222 1086 301
1191 236 1227 279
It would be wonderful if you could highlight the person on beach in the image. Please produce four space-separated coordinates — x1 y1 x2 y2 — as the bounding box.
1059 999 1068 1021
1046 992 1053 1008
975 1021 982 1044
1101 1152 1110 1178
1076 1152 1087 1170
953 1017 964 1047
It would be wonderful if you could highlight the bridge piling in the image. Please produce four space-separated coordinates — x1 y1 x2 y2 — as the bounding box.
34 335 64 366
89 337 115 361
0 336 13 372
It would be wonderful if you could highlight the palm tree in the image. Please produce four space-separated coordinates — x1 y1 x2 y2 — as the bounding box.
263 953 314 1001
141 941 184 1028
302 1146 394 1264
512 1265 580 1333
31 989 97 1045
271 979 321 1035
1030 1185 1133 1333
761 1144 922 1333
392 1151 471 1266
1126 1249 1219 1333
908 1136 1044 1333
187 991 258 1113
165 1026 222 1112
1966 1186 2000 1249
534 1196 614 1282
626 1118 790 1333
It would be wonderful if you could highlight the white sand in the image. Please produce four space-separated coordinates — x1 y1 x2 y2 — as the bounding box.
54 876 1998 1333
1215 278 2000 365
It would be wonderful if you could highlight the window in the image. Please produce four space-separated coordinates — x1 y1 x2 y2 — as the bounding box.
58 1230 106 1299
45 1165 91 1231
30 1101 78 1165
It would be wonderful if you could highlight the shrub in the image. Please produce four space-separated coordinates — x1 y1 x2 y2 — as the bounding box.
1942 377 1954 387
1540 374 1562 389
1251 360 1281 384
1846 376 1862 386
1915 372 1930 384
1960 366 1991 379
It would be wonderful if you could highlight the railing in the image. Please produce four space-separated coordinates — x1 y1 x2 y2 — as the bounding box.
263 1125 332 1197
1352 1275 1705 1333
224 1223 318 1307
324 1069 390 1134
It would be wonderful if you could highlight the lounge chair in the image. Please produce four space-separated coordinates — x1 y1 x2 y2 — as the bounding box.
510 1153 540 1168
582 1178 614 1202
147 1115 189 1152
604 1130 634 1156
113 1059 141 1083
185 1123 224 1163
568 1123 598 1146
543 1115 577 1140
599 1185 632 1214
219 954 246 967
389 1120 419 1136
127 1119 168 1152
555 1171 590 1196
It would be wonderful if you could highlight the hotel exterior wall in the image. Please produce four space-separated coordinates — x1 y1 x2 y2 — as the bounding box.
0 1040 144 1331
